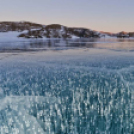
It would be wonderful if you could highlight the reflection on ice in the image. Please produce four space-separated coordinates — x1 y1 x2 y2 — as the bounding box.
1 36 134 51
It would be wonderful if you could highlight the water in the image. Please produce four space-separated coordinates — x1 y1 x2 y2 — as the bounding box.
0 37 134 133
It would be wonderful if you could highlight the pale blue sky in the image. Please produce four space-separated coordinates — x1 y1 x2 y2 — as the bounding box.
0 0 134 32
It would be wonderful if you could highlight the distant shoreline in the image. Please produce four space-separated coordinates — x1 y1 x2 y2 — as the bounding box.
1 21 134 39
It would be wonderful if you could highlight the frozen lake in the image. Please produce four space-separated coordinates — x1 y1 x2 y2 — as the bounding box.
0 37 134 133
1 32 134 51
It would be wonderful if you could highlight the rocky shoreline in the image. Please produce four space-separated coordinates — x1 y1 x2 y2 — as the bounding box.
0 21 134 39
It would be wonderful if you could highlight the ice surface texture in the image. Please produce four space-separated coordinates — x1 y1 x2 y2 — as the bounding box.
0 50 134 134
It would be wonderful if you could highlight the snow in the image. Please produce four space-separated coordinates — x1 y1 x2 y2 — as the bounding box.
71 35 80 39
20 30 29 34
31 28 43 31
0 31 21 42
0 31 44 50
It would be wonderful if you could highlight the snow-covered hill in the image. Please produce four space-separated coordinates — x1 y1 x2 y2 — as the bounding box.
18 24 104 39
0 22 104 39
0 21 43 32
0 21 134 39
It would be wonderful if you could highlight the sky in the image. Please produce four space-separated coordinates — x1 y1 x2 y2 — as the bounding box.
0 0 134 32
